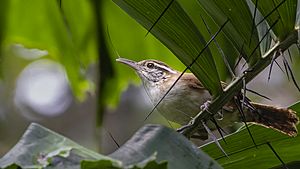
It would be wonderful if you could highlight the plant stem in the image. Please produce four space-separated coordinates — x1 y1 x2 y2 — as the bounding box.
179 30 298 138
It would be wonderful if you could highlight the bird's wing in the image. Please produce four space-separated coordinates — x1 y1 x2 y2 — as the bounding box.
181 73 205 90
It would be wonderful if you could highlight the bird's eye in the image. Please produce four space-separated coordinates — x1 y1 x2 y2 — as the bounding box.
146 63 154 68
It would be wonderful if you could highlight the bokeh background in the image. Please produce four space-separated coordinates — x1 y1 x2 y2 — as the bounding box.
0 0 299 156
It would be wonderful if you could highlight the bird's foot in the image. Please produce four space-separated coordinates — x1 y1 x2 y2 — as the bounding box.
200 100 212 113
200 100 224 120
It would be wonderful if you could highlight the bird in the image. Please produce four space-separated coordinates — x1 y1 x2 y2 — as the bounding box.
116 57 299 140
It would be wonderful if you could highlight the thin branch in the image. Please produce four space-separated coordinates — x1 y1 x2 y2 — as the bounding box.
179 29 297 138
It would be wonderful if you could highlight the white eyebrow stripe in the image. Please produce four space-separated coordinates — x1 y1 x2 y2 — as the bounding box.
154 63 177 74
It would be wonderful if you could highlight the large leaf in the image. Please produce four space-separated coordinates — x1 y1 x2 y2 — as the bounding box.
0 123 222 169
109 124 221 169
178 0 239 80
0 123 120 169
201 101 300 169
197 0 262 66
253 0 298 41
113 0 222 96
246 0 274 55
82 155 168 169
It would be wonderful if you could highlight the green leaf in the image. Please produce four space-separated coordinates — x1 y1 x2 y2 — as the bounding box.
109 124 222 169
112 0 222 96
0 123 121 169
246 0 273 55
271 161 300 169
2 164 20 169
289 100 300 112
253 0 298 40
201 102 300 169
197 0 261 65
0 123 221 169
81 159 122 169
178 0 239 80
82 153 168 169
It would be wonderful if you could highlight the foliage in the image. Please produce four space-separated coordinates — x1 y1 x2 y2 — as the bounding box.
112 0 299 134
0 123 221 169
113 0 223 96
112 0 300 168
201 101 300 169
1 0 98 100
0 0 300 169
101 0 187 107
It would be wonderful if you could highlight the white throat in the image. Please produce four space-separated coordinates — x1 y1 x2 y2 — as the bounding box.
142 79 162 104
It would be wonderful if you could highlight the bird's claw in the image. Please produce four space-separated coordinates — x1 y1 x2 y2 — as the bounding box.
177 118 195 134
200 100 224 120
200 100 212 113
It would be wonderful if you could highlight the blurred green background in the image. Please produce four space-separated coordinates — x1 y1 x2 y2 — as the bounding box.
0 0 299 157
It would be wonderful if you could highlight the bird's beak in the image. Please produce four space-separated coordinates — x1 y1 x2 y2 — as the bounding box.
116 58 139 70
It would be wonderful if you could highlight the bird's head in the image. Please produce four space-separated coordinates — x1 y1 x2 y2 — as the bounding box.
116 58 177 86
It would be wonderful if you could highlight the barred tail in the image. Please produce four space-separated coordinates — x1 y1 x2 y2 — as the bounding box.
246 103 299 136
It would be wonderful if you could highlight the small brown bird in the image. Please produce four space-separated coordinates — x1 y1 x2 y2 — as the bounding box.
117 58 299 140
